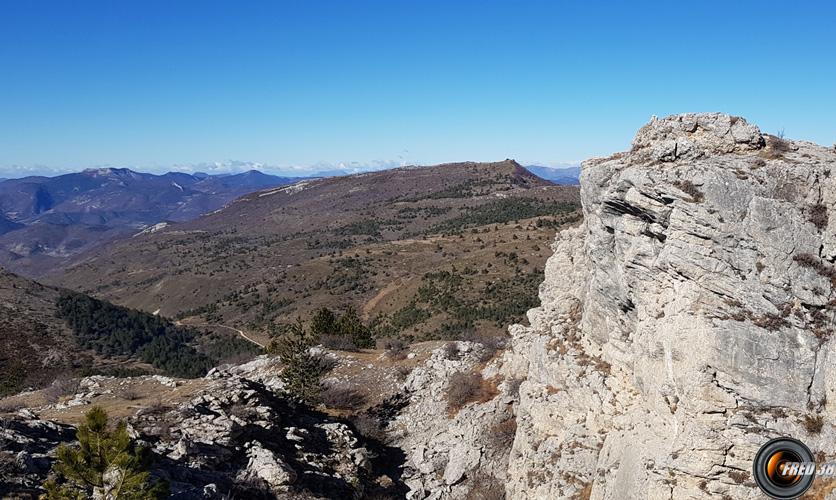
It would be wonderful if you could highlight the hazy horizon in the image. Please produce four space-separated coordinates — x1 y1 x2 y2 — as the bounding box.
0 158 582 180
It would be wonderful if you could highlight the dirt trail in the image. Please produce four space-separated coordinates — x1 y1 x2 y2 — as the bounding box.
177 321 266 349
363 279 403 316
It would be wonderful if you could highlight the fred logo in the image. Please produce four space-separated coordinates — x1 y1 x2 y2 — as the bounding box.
752 438 815 499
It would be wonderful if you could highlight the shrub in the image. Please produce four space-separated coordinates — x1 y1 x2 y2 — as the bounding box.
446 371 499 414
42 406 168 499
320 384 366 411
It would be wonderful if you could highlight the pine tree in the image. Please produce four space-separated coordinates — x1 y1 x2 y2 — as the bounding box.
270 319 326 405
335 306 374 348
309 307 337 338
42 406 167 499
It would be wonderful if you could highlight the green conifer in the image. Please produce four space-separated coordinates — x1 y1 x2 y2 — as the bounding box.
42 406 167 499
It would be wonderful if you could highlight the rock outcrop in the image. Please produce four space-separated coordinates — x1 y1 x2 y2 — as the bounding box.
1 361 403 499
505 113 836 498
390 341 517 499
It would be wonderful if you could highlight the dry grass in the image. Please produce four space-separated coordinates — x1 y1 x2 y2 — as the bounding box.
320 383 366 411
446 371 499 415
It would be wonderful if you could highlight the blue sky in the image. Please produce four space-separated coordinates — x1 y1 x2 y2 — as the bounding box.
1 1 834 177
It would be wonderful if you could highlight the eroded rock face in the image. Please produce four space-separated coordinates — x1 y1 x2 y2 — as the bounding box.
0 411 75 496
505 113 836 498
391 341 517 499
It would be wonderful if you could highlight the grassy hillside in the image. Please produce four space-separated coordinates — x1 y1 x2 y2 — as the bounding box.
53 161 581 345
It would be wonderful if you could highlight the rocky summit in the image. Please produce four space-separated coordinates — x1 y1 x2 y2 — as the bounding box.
2 113 836 499
503 113 836 498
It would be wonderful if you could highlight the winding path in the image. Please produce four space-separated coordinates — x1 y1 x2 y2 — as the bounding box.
176 321 266 349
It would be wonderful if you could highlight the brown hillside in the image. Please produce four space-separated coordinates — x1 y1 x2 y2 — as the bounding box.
53 161 581 344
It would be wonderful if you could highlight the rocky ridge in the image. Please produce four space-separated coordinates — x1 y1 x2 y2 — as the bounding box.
503 113 836 498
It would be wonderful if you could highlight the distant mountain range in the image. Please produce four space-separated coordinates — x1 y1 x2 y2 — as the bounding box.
0 162 579 278
523 165 580 185
0 168 300 276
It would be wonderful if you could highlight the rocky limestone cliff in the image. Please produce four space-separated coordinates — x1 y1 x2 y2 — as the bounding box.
504 113 836 498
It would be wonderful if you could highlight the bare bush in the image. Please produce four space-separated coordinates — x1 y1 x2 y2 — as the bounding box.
140 398 171 417
462 332 507 362
229 402 256 421
313 352 339 372
43 377 80 403
320 383 366 411
764 134 792 158
442 342 460 360
446 371 499 414
351 413 385 442
319 334 358 352
117 386 140 401
505 377 524 399
379 337 408 359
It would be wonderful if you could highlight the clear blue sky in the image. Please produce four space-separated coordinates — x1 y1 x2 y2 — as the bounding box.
1 1 834 177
